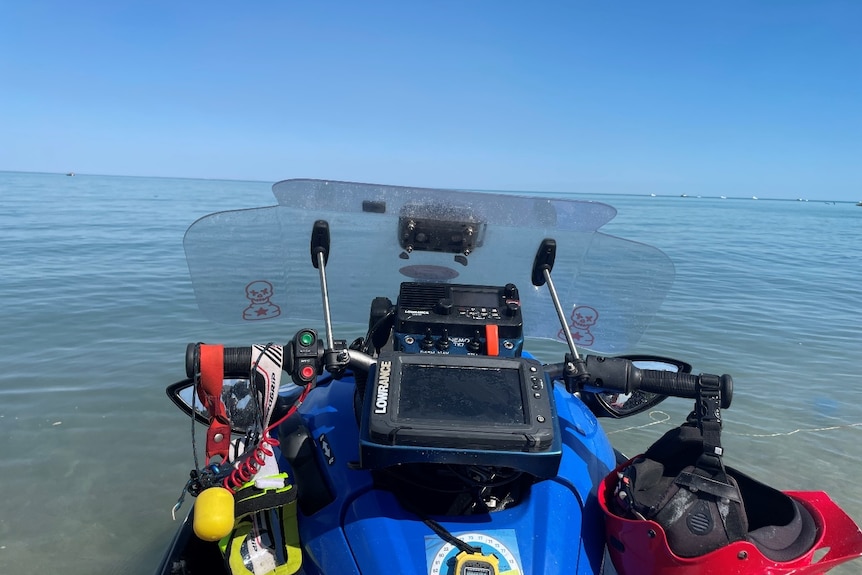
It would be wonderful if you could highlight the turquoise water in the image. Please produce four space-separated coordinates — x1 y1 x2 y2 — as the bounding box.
1 172 860 573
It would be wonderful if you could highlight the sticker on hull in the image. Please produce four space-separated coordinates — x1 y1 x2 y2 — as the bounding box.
425 530 522 575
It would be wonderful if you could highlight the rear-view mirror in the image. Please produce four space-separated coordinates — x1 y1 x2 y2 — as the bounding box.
165 377 261 434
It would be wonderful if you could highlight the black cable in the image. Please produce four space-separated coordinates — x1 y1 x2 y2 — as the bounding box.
422 516 480 555
362 307 395 354
397 495 480 555
448 465 522 489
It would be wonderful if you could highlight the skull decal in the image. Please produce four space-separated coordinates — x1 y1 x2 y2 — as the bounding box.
242 280 281 320
558 305 599 347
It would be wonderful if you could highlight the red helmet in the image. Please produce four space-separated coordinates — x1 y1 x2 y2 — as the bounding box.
601 457 862 575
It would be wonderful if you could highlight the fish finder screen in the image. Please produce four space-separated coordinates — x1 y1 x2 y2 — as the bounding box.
396 364 526 425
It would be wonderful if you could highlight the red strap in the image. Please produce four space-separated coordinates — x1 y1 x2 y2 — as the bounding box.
198 344 231 464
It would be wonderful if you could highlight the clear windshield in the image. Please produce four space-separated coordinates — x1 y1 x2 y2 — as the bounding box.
183 179 674 354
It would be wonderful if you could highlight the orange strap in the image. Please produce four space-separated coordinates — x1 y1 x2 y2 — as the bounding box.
199 344 231 464
484 324 499 356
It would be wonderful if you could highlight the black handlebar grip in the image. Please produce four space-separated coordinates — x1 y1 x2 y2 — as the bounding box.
185 343 254 378
638 369 733 409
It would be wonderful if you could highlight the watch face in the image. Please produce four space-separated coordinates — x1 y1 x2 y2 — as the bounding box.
426 530 522 575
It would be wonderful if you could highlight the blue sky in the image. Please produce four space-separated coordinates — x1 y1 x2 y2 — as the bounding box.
1 1 860 200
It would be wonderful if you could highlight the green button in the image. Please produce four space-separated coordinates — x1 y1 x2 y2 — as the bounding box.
299 332 314 346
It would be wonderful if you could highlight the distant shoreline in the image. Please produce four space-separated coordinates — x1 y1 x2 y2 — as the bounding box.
0 169 858 204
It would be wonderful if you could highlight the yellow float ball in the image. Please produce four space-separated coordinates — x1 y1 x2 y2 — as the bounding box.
193 487 235 541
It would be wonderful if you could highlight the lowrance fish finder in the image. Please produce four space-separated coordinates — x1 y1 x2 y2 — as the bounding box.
358 352 562 479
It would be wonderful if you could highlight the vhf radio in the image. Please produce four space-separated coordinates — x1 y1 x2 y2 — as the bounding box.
392 282 524 357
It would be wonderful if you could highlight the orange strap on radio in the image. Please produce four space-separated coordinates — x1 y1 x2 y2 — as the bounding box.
484 324 499 356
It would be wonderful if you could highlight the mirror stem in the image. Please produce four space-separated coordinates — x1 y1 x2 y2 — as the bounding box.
543 267 580 362
533 238 590 393
316 251 335 350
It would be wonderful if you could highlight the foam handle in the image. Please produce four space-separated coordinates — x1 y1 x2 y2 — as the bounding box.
186 343 253 378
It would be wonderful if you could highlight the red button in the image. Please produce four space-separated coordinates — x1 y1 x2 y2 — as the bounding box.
300 365 316 380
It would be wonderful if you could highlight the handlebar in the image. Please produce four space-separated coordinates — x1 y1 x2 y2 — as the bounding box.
576 355 732 408
187 341 731 408
185 342 376 382
185 343 252 378
637 369 732 408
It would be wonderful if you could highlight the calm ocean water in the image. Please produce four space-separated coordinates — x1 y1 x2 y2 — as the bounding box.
1 172 860 574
